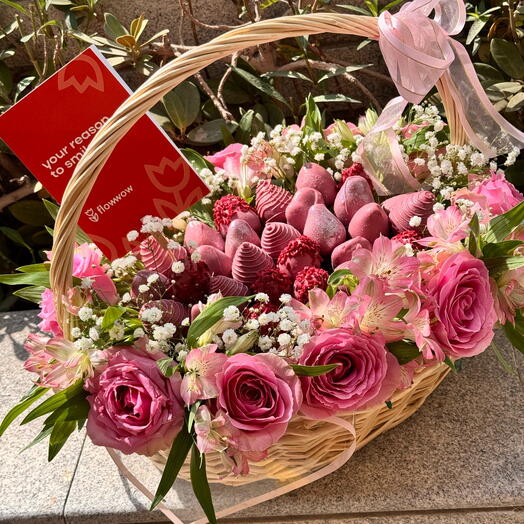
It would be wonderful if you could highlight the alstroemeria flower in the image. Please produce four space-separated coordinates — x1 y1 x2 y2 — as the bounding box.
24 334 95 390
305 288 363 331
418 206 470 249
194 405 231 454
181 344 227 405
348 236 420 291
350 277 405 342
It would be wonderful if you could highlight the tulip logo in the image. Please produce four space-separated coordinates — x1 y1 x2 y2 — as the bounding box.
57 53 104 94
84 208 99 223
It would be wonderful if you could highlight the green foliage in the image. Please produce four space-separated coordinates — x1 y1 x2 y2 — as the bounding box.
387 341 421 365
291 363 340 376
190 446 217 524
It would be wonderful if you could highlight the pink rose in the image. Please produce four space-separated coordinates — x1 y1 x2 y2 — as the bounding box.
216 353 302 452
86 346 184 456
470 172 523 216
426 251 496 358
204 143 243 170
298 328 401 418
37 288 62 336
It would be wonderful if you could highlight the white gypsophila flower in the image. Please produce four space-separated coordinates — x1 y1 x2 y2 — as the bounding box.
80 277 93 289
71 327 81 339
78 306 93 322
279 319 294 332
147 273 159 285
470 152 486 167
212 335 224 349
109 323 125 340
409 216 422 227
177 350 188 362
222 329 238 346
95 316 103 326
74 337 93 350
296 333 311 347
191 251 201 263
277 333 292 347
162 218 172 227
255 293 269 303
121 292 131 304
334 172 342 182
171 261 185 274
432 177 442 189
245 319 259 330
280 293 292 304
152 322 176 341
126 230 139 242
133 328 145 338
258 335 273 350
223 305 240 322
413 157 426 166
181 317 190 327
89 327 100 341
457 162 468 175
140 307 162 323
404 243 415 257
138 284 150 294
167 239 181 250
299 319 311 331
258 313 271 326
314 153 325 162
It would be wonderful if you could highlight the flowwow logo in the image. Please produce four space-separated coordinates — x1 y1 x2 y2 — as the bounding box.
85 185 134 222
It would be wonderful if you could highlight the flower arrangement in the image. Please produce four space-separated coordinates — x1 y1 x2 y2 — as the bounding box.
1 97 523 522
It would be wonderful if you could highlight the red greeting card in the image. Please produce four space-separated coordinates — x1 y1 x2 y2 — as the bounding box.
0 46 209 259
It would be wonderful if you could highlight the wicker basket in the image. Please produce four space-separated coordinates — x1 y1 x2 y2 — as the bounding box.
50 12 460 489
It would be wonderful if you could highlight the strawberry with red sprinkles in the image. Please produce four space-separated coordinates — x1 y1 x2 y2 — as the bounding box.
340 162 374 190
277 235 322 277
293 266 329 303
213 195 252 234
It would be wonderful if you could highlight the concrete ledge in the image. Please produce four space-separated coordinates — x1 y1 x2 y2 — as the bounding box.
0 310 522 523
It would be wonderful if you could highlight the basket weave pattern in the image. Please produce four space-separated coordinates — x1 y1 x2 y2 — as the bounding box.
50 13 461 486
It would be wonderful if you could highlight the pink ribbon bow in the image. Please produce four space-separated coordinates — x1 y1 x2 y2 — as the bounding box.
359 0 524 195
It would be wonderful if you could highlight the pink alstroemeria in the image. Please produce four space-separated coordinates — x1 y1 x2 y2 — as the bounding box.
350 278 405 342
181 344 227 406
348 236 420 291
289 288 363 332
24 334 94 390
418 206 471 249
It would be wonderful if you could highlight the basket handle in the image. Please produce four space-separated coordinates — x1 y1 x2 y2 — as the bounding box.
49 12 464 335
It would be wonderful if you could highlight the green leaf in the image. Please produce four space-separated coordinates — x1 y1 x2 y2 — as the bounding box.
0 386 48 438
303 94 322 133
326 269 358 297
231 66 289 108
180 148 213 172
101 305 126 330
14 76 35 101
236 109 255 144
20 425 53 453
317 64 371 83
467 213 481 257
474 62 505 88
490 39 524 80
104 13 128 39
190 446 217 524
444 356 460 372
313 94 360 104
21 381 84 425
163 81 201 133
0 0 27 14
466 18 488 45
387 340 420 365
0 271 50 287
482 240 523 258
506 92 524 113
43 199 91 244
385 400 393 409
336 4 370 15
187 119 237 146
485 256 524 277
483 201 524 243
17 263 50 273
263 70 313 83
150 428 193 510
13 285 46 304
490 341 517 375
0 226 34 256
187 401 200 432
48 417 76 461
157 357 177 377
187 295 253 348
291 363 340 376
503 319 524 354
